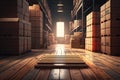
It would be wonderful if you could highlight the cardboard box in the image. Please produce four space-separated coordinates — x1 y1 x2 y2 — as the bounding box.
100 4 106 12
101 29 105 36
71 40 80 48
0 36 24 55
101 45 106 53
0 20 24 36
106 46 120 56
100 11 106 22
105 20 110 28
105 36 120 47
100 36 106 54
105 0 120 8
85 38 100 52
31 37 43 49
101 37 106 46
105 27 120 36
101 22 105 29
0 0 29 18
86 25 100 38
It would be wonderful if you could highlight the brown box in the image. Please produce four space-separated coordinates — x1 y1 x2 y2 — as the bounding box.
100 4 106 12
101 37 106 46
92 17 100 25
105 27 120 36
27 30 31 37
27 37 31 51
32 27 42 33
29 4 43 49
105 1 120 21
86 32 91 38
85 38 100 52
101 45 106 53
71 40 80 48
105 8 110 20
23 22 31 37
86 12 100 26
105 20 110 28
0 20 24 36
105 0 110 9
105 0 120 8
32 32 42 38
100 11 106 22
92 38 101 52
101 29 105 36
92 12 100 18
69 21 74 31
85 44 92 51
65 34 70 43
92 25 100 37
23 0 29 13
24 16 29 22
32 37 43 49
29 6 35 16
0 0 29 18
74 20 80 28
106 46 120 55
86 25 100 38
29 4 43 17
0 2 23 18
101 37 106 53
23 37 28 52
0 36 24 55
74 32 82 37
101 22 105 29
73 32 83 40
105 36 120 47
86 26 91 32
85 38 91 45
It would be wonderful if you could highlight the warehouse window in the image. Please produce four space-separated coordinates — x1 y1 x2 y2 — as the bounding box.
56 22 64 37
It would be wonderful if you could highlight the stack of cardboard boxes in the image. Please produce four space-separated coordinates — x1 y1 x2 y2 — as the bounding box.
100 0 120 55
85 12 100 52
0 0 31 55
71 32 83 48
29 4 43 49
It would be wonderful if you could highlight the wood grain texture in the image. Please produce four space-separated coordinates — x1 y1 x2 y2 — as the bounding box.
0 44 119 80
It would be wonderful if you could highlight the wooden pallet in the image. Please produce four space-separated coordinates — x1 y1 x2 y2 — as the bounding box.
35 54 88 69
35 63 88 69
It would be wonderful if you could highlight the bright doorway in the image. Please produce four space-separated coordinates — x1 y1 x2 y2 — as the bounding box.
56 22 64 37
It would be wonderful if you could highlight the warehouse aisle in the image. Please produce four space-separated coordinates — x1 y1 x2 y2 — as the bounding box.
0 44 120 80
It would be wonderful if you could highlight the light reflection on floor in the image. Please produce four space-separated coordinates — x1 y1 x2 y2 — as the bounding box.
55 44 65 55
54 44 67 79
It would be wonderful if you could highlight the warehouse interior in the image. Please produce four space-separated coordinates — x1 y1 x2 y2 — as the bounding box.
0 0 120 80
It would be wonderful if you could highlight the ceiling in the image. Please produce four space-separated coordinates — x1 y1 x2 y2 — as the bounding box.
47 0 73 23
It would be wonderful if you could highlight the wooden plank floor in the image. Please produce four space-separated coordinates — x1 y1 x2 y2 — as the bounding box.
0 44 120 80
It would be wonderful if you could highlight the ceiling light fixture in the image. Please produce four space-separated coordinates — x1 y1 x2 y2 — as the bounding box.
57 3 64 6
57 10 63 12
